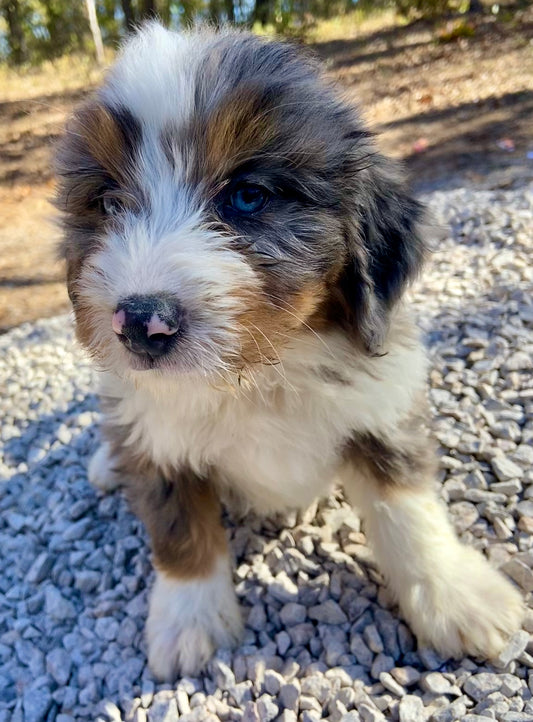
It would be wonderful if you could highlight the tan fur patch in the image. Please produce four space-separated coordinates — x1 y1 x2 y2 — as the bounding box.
72 298 101 355
100 413 226 580
134 474 227 580
201 86 277 184
77 102 129 182
235 282 327 367
56 99 137 221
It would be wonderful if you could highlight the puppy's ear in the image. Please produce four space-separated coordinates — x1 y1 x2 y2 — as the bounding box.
335 153 426 355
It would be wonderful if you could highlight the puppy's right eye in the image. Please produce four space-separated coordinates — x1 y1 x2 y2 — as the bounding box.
102 195 123 217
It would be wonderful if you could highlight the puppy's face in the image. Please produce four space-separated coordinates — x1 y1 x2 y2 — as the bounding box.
56 24 424 376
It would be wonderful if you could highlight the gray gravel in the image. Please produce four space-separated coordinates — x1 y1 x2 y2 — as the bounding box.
1 184 532 721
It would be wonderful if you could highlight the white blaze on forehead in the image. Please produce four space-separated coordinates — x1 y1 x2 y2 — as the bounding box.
100 23 200 130
99 25 210 230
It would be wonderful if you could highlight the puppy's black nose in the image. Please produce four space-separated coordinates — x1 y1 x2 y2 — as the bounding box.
112 295 183 358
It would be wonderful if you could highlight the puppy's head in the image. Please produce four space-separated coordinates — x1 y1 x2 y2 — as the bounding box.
56 23 425 377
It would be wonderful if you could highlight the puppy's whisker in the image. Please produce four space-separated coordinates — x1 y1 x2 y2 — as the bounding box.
267 298 336 360
233 369 262 406
246 322 282 364
234 325 272 404
237 323 270 365
246 322 298 395
208 367 237 394
241 364 266 405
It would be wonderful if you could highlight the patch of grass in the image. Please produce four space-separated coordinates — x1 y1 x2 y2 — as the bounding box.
308 6 400 43
436 19 476 43
252 5 400 44
0 51 108 103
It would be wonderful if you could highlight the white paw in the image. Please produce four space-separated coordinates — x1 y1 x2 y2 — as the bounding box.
400 545 524 660
146 556 243 681
87 442 122 492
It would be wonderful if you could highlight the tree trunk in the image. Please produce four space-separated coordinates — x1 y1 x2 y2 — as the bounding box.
140 0 156 20
254 0 272 26
1 0 27 65
85 0 105 65
208 0 221 24
180 0 197 26
468 0 484 13
224 0 234 23
159 0 171 25
121 0 137 32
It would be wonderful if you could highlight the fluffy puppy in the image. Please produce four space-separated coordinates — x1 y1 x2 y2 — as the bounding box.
55 23 523 680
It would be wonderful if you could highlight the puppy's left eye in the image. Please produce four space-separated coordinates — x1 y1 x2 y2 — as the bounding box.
229 183 270 215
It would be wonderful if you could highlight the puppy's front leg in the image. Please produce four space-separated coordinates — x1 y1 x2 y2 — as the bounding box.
342 426 523 660
127 468 242 680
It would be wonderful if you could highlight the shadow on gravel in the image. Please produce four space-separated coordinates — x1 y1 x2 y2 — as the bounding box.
2 395 98 473
1 265 531 718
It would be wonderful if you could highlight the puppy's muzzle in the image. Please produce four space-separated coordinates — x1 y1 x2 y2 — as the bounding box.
112 294 184 358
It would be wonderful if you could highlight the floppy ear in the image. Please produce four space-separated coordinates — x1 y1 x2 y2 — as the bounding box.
335 153 427 355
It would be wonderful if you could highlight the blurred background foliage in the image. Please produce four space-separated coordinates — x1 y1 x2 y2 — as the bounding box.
0 0 504 66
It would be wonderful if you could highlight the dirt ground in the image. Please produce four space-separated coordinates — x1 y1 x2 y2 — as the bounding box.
0 7 532 333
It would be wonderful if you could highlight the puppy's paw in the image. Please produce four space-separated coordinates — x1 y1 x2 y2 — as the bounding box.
87 442 122 492
401 545 524 660
146 556 243 681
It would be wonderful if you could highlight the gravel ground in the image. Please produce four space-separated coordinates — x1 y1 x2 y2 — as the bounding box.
0 185 532 722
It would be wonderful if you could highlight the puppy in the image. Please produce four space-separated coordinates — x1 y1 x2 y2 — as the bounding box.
55 23 523 681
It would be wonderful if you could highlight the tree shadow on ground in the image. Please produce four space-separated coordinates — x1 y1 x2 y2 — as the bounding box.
0 88 90 188
311 11 533 193
398 90 533 192
311 10 533 71
0 88 88 122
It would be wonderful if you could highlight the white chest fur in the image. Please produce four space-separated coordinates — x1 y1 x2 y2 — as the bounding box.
99 321 427 511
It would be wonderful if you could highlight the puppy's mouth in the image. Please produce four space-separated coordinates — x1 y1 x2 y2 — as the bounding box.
122 348 162 371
